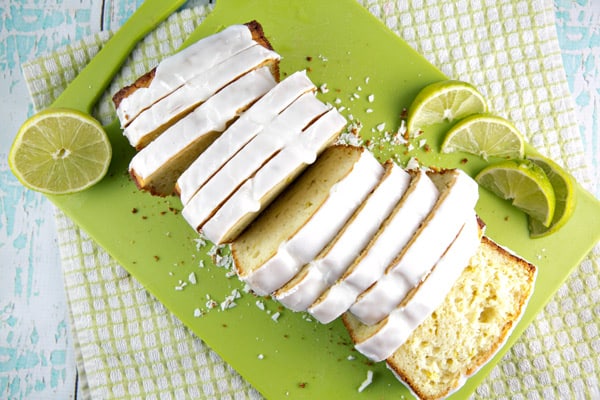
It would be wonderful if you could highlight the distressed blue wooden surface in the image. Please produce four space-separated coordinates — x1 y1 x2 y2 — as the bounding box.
0 2 142 398
0 1 597 399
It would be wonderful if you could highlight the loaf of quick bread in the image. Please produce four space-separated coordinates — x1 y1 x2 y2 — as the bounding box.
116 21 538 400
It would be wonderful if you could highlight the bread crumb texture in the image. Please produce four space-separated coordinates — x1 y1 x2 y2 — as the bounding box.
388 237 535 400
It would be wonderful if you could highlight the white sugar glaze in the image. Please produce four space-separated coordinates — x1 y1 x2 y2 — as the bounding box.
241 150 384 296
181 92 329 232
353 213 481 362
129 67 276 182
124 44 279 148
177 71 315 205
307 169 439 324
117 24 256 126
274 162 410 312
350 169 479 325
201 108 346 244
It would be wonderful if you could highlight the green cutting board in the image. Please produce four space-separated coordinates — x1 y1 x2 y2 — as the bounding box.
45 0 600 398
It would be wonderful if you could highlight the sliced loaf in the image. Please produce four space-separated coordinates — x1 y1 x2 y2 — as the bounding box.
128 66 277 196
181 91 329 231
113 21 269 128
123 44 280 149
202 107 346 244
343 213 483 362
308 169 439 324
350 169 480 325
231 145 383 296
176 70 316 205
384 236 536 400
273 161 410 311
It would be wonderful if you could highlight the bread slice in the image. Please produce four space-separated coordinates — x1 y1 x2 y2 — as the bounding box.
181 91 329 231
343 213 483 362
176 70 316 205
273 161 410 312
113 21 270 128
350 169 479 325
123 44 280 150
231 145 383 296
308 169 439 324
128 66 277 196
383 236 536 400
202 107 346 244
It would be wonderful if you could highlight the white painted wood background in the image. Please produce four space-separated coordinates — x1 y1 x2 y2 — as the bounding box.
0 0 597 399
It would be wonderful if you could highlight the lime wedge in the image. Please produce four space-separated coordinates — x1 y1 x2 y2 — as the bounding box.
8 108 112 195
527 155 576 237
441 113 525 161
476 160 556 227
406 80 487 135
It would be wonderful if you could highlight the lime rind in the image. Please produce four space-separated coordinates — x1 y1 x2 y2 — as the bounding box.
527 155 576 237
8 108 112 195
475 159 556 227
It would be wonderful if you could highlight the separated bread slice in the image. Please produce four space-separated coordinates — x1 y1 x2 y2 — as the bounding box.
384 236 536 400
343 213 484 362
202 107 346 244
231 145 383 296
308 169 439 324
181 91 329 231
350 169 479 325
123 44 280 149
176 70 316 205
113 21 270 128
128 66 276 196
273 161 410 312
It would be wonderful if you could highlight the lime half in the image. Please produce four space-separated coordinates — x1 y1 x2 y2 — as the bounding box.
527 155 576 237
9 108 112 195
476 159 556 227
441 113 525 161
406 80 487 135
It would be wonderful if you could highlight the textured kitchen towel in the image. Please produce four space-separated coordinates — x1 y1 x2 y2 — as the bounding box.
21 1 599 399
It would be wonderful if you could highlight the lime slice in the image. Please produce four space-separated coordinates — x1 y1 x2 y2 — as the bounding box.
406 80 487 134
440 113 525 161
8 108 112 195
527 155 576 237
475 159 555 227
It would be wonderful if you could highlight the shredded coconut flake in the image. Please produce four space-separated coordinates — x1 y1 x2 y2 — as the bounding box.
271 312 281 322
205 298 218 309
174 280 187 291
367 94 374 103
405 157 421 170
357 370 374 393
193 308 203 318
193 236 207 250
188 272 197 285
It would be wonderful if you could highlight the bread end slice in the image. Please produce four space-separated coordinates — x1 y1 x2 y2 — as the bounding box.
385 236 536 400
